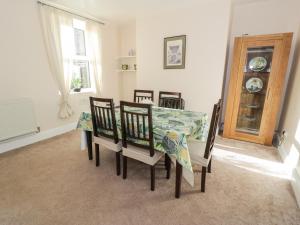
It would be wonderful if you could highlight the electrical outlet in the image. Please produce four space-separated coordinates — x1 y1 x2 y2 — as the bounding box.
279 130 288 146
283 130 288 138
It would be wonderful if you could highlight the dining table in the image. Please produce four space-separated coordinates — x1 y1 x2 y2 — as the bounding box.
77 106 208 198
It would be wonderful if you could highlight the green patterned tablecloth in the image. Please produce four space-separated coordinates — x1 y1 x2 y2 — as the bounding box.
77 107 208 172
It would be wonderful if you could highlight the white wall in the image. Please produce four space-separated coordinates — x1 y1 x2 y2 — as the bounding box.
222 0 300 128
101 22 121 102
119 21 137 101
0 0 120 145
278 27 300 207
136 0 231 115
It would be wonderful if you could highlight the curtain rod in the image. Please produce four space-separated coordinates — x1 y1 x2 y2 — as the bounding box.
37 0 105 25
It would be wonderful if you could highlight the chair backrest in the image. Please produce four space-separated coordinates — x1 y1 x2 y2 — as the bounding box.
89 97 118 143
204 99 222 159
158 91 184 109
134 89 154 103
120 101 155 157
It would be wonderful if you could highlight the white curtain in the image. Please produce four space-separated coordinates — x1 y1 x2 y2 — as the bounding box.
39 5 74 119
86 21 103 96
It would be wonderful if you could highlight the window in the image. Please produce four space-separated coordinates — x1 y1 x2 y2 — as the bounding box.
71 60 91 89
69 19 93 92
74 28 86 56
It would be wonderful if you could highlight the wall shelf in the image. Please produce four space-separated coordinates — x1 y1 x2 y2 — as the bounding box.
117 70 137 73
116 55 137 72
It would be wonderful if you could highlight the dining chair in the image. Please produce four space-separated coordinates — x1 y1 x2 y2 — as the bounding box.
134 89 154 103
158 91 185 109
89 97 121 175
188 99 222 192
120 101 170 191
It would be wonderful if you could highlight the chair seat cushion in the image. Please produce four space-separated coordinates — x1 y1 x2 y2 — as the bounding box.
122 145 163 166
93 136 121 152
188 140 211 167
140 99 154 105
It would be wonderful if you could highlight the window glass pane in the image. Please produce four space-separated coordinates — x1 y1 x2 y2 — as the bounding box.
74 28 86 56
236 46 274 135
71 60 91 90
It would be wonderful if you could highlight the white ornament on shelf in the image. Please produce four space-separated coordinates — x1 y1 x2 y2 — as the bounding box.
128 49 136 56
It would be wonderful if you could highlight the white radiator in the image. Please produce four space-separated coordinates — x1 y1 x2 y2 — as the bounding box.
0 98 39 142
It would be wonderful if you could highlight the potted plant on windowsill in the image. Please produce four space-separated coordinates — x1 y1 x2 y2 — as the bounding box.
71 78 82 92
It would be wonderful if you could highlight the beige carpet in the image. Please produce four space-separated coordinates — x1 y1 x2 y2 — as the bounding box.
0 131 299 225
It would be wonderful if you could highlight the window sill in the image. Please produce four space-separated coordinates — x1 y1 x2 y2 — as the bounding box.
70 88 96 95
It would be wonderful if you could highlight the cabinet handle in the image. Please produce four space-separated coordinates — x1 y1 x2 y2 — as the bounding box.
266 88 270 100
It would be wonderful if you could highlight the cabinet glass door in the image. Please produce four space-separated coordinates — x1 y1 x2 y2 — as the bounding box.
236 46 274 135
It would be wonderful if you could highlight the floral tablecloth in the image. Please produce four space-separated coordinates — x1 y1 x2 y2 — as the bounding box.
77 106 208 185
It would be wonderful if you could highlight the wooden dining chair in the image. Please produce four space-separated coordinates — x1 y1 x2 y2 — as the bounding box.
158 91 185 109
120 101 170 191
89 97 121 175
188 99 222 192
134 89 154 103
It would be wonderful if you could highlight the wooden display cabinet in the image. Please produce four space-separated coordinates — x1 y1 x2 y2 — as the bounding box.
223 33 292 145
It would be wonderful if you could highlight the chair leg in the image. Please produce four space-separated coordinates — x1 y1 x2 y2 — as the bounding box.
164 154 168 169
123 156 127 179
208 158 212 173
151 165 155 191
165 154 171 179
95 144 100 167
201 166 206 192
165 153 169 170
116 152 121 176
86 131 93 160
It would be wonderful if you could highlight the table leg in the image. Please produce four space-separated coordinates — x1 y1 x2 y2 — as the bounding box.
85 131 93 160
175 160 182 198
165 154 171 179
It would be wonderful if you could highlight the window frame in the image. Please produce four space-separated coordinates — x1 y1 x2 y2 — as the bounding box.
69 18 95 94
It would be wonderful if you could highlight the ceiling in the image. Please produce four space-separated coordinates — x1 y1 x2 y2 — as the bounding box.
46 0 271 23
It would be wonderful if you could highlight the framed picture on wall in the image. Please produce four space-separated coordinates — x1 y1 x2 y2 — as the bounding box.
164 35 186 69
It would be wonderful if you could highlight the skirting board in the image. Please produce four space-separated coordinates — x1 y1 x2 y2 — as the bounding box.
0 122 77 154
278 145 288 162
291 169 300 208
278 145 300 208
